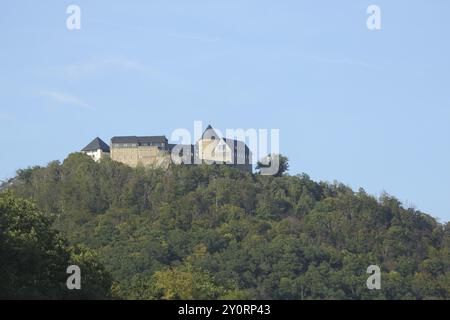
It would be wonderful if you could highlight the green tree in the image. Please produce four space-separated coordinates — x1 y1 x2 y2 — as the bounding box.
256 154 289 177
0 192 112 299
153 264 224 300
4 154 450 300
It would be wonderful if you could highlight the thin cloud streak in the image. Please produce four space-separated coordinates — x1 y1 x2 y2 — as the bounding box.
61 58 148 79
39 91 91 109
168 32 222 43
309 56 374 69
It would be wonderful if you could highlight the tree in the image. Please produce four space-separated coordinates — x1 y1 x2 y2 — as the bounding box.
152 264 224 300
0 192 112 299
4 153 450 300
256 154 289 177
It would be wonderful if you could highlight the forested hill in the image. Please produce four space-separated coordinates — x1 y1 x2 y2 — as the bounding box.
2 152 449 299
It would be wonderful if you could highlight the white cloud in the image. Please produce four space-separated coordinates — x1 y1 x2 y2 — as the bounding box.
310 56 374 68
168 32 221 43
39 91 90 109
61 58 147 79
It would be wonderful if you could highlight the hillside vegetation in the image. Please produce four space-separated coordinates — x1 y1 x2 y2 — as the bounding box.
2 153 449 299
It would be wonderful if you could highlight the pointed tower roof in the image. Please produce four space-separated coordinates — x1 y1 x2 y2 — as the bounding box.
82 137 110 152
202 124 221 140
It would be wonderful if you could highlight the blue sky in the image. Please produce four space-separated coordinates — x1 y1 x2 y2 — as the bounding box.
0 1 449 222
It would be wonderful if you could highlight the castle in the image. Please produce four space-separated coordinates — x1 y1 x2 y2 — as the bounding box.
81 125 252 173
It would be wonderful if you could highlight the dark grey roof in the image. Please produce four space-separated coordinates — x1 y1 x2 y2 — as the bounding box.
111 136 168 144
200 125 251 153
82 137 110 152
111 136 138 144
223 138 250 152
202 125 221 140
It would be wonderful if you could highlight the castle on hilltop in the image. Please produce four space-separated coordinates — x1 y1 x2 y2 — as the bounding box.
81 125 252 173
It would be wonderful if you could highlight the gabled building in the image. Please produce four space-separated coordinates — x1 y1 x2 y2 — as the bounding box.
81 125 252 172
110 135 171 168
81 137 110 162
197 125 252 172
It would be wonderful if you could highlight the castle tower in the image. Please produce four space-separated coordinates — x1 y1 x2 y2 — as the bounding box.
197 125 252 172
81 137 110 162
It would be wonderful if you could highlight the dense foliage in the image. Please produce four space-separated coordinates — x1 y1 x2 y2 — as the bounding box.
0 191 112 299
2 153 449 299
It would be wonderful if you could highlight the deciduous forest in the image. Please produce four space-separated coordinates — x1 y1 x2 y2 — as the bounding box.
1 153 449 299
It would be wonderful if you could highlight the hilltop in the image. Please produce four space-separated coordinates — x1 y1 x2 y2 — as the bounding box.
2 152 449 299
